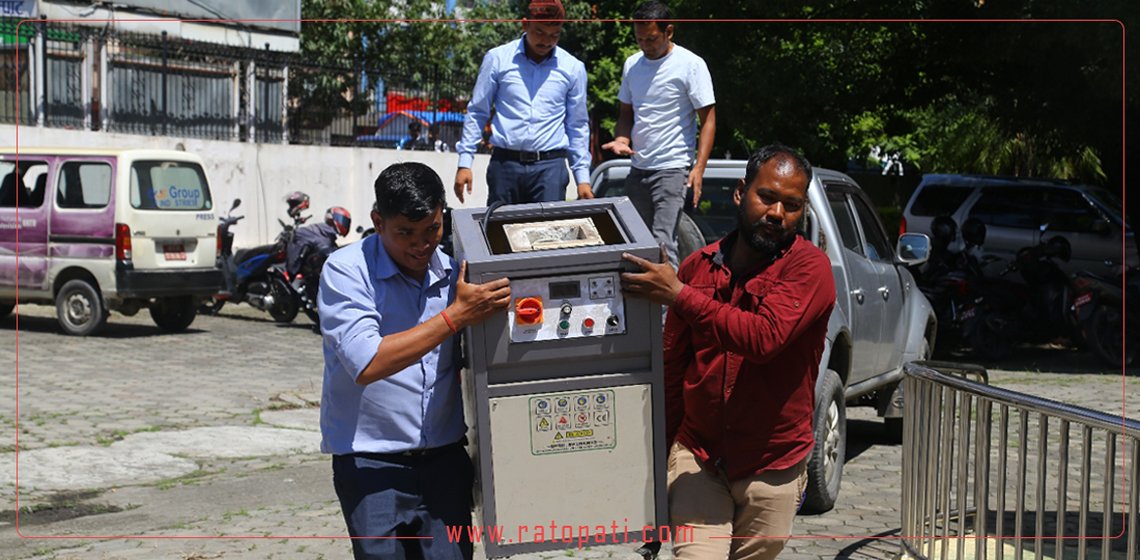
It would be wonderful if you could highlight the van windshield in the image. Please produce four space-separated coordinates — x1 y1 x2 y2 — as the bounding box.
130 161 213 210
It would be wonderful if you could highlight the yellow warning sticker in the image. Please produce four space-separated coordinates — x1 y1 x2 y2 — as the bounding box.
529 390 616 455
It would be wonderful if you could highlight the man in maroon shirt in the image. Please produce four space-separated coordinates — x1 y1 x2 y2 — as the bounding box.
621 144 836 560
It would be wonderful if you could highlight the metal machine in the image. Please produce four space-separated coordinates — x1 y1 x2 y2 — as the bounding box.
453 198 667 558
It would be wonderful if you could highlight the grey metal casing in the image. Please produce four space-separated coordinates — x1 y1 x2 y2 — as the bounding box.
453 198 668 558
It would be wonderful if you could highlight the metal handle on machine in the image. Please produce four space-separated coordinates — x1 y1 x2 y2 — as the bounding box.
851 288 864 304
878 286 890 300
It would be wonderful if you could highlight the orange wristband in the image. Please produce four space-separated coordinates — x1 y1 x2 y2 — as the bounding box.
440 310 458 334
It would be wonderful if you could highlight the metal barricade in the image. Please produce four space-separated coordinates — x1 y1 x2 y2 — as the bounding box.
902 362 1138 560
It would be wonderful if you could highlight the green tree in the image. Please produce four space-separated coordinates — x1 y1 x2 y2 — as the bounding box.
294 0 518 128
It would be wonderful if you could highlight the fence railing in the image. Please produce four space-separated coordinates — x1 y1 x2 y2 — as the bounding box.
0 17 475 147
901 362 1138 560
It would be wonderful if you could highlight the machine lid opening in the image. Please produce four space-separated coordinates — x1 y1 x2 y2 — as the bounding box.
482 210 626 255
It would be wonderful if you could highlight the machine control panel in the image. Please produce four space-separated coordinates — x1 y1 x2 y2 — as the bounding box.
508 273 625 343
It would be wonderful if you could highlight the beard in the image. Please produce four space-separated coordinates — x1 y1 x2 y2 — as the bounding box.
737 206 798 255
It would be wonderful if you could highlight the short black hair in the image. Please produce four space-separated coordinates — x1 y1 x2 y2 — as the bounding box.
743 144 814 189
633 1 670 32
373 162 445 221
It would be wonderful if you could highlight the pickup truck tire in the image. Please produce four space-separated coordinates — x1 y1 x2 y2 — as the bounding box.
150 296 198 333
56 279 108 336
676 213 705 264
0 302 13 319
803 368 845 514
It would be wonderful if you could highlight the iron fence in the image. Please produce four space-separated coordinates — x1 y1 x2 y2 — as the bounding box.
902 362 1138 560
1 17 476 148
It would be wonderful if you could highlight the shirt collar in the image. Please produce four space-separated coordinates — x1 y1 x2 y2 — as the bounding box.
702 231 801 274
370 235 453 286
516 35 558 64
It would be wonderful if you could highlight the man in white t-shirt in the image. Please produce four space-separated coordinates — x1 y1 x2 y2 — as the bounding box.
602 0 716 268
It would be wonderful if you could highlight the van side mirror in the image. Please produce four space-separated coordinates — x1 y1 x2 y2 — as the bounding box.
896 233 931 265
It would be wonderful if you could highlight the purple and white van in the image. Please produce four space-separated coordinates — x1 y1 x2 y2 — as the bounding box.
0 148 222 335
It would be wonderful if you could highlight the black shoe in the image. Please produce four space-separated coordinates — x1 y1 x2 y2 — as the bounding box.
635 541 662 560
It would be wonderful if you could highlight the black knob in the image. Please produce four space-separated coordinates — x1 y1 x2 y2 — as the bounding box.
606 315 620 327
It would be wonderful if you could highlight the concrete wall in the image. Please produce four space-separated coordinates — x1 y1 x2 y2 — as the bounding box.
1 125 526 248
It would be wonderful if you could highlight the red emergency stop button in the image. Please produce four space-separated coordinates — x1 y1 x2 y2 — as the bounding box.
515 297 544 325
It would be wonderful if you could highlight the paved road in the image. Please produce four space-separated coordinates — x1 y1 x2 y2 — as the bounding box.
1 304 1136 560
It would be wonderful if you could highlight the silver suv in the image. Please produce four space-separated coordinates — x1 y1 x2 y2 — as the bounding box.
901 174 1135 277
590 160 936 513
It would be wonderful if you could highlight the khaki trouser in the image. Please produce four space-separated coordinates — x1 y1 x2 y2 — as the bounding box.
667 441 808 560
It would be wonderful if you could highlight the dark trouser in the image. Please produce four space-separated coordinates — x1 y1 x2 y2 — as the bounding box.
485 155 570 205
625 167 688 269
332 444 474 560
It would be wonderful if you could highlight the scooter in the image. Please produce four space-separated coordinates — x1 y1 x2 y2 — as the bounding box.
199 199 299 322
915 217 990 356
1076 265 1138 367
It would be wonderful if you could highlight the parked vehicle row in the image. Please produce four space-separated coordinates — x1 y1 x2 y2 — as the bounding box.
202 197 350 328
911 209 1134 367
901 173 1134 278
0 148 222 335
0 148 352 335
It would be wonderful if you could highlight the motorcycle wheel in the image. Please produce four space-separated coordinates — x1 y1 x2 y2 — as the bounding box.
1088 304 1134 367
971 314 1013 361
198 298 226 315
268 276 299 323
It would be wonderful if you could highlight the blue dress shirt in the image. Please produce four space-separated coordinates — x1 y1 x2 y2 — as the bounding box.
318 235 465 455
456 35 591 185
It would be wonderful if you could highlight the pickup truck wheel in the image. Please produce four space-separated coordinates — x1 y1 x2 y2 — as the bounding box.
802 368 845 514
150 296 198 333
56 279 108 336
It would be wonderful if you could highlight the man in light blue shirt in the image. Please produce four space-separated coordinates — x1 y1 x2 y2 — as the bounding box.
319 162 511 560
453 0 593 205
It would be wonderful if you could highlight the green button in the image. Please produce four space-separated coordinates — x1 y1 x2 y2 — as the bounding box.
558 320 570 330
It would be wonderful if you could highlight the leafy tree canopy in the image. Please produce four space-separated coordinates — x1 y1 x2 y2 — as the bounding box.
299 0 1132 194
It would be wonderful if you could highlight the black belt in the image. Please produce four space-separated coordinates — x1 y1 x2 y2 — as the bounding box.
492 147 568 163
351 439 466 461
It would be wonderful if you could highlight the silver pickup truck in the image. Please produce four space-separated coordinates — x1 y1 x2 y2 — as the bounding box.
590 159 936 513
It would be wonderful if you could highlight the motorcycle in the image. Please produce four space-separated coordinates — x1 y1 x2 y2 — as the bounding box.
290 246 328 326
199 199 299 322
914 217 990 355
1075 265 1138 367
965 232 1086 361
